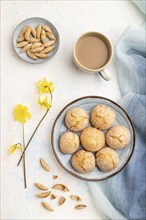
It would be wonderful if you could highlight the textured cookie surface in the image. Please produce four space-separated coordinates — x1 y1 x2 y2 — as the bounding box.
65 108 88 132
90 105 116 130
71 150 95 173
96 147 119 172
80 127 105 152
60 132 79 154
106 125 131 149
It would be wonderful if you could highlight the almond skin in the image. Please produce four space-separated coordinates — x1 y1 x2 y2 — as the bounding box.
58 196 66 206
34 182 48 190
40 158 50 172
41 202 54 211
75 204 87 209
52 184 69 192
36 191 51 198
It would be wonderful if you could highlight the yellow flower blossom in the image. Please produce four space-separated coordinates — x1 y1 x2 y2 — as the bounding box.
14 104 31 123
8 144 22 155
38 96 52 109
37 78 55 94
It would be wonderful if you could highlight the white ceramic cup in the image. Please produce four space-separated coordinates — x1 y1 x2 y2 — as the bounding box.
73 32 113 81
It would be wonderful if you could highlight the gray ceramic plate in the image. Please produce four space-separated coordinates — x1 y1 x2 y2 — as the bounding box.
12 17 60 64
51 96 135 181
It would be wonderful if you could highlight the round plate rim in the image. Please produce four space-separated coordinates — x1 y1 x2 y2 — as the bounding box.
12 17 60 64
51 96 136 182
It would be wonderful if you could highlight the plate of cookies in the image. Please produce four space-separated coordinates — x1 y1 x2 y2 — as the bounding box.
12 17 60 64
51 96 135 181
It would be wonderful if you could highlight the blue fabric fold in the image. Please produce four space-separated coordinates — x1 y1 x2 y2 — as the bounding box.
132 0 146 14
88 1 146 219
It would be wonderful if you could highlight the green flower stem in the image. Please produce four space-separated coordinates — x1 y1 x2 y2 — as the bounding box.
17 109 49 166
17 87 53 166
22 123 27 189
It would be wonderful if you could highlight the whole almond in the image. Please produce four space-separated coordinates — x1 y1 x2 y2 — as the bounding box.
17 36 25 43
27 50 38 60
41 29 46 44
35 53 49 59
31 42 42 49
16 41 28 48
18 26 27 38
42 40 55 48
46 32 56 41
36 24 41 39
42 25 53 33
25 27 31 41
27 38 39 43
40 45 54 54
30 26 36 38
20 43 32 53
30 46 44 53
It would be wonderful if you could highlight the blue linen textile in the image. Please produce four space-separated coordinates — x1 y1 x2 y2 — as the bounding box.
88 2 146 220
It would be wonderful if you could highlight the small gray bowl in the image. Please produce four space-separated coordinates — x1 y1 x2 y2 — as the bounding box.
51 96 135 181
12 17 60 64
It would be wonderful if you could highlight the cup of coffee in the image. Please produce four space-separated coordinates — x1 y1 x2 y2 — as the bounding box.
73 32 113 81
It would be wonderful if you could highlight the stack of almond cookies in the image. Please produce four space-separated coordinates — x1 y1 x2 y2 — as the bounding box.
59 105 131 173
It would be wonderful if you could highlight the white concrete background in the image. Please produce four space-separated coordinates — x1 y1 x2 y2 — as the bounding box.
1 1 144 219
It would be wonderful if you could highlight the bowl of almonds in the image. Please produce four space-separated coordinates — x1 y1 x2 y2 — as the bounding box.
12 17 60 64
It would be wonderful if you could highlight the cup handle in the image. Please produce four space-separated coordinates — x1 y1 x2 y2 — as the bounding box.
99 69 112 81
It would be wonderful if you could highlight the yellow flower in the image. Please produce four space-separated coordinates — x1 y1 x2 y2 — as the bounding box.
37 78 55 94
8 144 22 155
14 104 32 123
38 96 52 109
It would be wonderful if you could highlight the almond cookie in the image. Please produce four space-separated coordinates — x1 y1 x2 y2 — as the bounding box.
65 108 88 132
80 127 105 152
90 105 116 130
60 132 79 154
96 147 119 172
106 125 131 149
71 150 95 173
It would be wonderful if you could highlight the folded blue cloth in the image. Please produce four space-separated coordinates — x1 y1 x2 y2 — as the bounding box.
88 2 146 220
132 0 146 15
